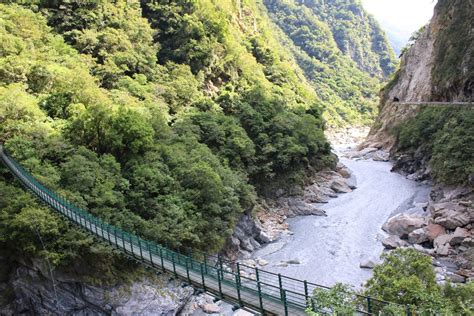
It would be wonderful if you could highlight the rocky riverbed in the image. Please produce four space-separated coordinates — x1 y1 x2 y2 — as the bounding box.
235 143 473 289
246 146 431 288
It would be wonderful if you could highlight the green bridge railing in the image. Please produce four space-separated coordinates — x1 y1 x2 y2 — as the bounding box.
0 146 411 315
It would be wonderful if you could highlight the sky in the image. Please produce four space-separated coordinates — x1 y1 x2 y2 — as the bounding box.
361 0 438 54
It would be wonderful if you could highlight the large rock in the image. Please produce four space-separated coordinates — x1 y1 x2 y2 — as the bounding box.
202 303 220 314
408 228 429 244
382 214 425 237
450 227 470 246
285 198 327 216
3 263 193 315
360 260 377 269
382 235 408 249
330 178 352 193
430 202 472 230
425 224 446 241
372 150 390 162
434 234 453 256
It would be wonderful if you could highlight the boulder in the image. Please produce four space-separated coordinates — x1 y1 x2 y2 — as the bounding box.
202 303 220 314
286 198 328 216
346 176 357 189
382 214 425 237
434 234 453 256
257 258 269 266
360 260 376 269
330 178 352 193
382 235 408 249
450 227 470 246
434 234 453 249
436 244 451 256
430 202 472 230
425 224 446 241
372 150 390 162
408 228 429 244
336 163 351 178
257 231 272 244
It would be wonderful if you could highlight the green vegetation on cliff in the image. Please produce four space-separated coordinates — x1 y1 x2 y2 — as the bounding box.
263 0 395 127
0 0 395 289
291 0 397 78
395 107 474 186
0 0 336 270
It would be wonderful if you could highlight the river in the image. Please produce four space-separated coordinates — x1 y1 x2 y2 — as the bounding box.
253 149 431 288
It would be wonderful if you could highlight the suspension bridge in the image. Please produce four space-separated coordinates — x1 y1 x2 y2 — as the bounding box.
0 145 410 315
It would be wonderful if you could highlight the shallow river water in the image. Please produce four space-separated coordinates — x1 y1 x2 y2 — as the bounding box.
253 154 431 288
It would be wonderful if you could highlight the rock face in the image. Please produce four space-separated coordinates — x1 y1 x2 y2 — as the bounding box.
0 260 193 315
382 214 425 238
223 166 353 260
430 202 472 230
382 235 408 249
380 184 473 283
365 0 474 150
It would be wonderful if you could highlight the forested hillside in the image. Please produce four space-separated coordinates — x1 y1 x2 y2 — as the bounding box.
0 0 338 277
292 0 397 78
264 0 396 127
0 0 397 293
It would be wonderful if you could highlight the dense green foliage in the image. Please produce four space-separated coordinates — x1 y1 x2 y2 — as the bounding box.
292 0 397 78
263 0 390 127
431 0 473 101
307 249 473 315
0 0 340 271
306 283 357 315
365 249 474 315
395 107 474 185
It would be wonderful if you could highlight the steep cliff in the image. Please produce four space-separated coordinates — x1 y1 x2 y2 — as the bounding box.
366 0 473 185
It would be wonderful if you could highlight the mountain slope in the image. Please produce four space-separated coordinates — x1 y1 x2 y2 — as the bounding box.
293 0 397 78
365 0 473 186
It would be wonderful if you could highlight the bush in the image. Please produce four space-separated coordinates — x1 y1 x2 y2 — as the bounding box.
395 107 474 185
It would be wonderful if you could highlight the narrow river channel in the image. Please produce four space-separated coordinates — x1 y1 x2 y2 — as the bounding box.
253 151 431 288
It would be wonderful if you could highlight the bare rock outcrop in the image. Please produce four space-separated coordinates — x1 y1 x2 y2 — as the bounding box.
0 258 193 315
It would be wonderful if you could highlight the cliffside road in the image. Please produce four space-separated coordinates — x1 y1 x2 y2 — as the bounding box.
253 151 431 288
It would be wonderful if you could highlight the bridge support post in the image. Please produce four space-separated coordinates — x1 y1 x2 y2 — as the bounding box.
172 253 177 277
282 290 288 316
367 296 372 314
200 263 206 291
256 268 264 313
304 280 309 308
159 247 165 272
235 274 242 307
114 228 118 248
138 238 143 260
185 258 191 283
279 273 283 300
217 265 223 299
406 304 411 316
147 241 153 267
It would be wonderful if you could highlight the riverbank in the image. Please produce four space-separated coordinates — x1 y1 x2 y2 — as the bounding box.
249 147 430 288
